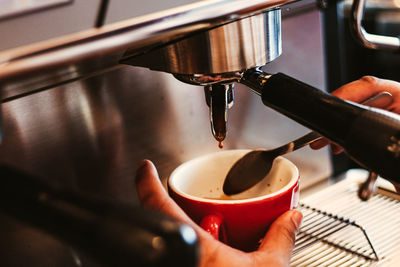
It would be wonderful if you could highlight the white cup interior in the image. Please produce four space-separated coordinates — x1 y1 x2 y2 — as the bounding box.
169 149 299 202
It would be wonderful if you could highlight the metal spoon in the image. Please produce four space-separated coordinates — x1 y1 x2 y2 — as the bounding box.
223 91 394 195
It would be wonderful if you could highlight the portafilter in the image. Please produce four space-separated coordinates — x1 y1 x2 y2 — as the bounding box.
124 7 400 188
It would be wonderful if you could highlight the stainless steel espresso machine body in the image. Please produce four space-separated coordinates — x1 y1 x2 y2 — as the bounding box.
119 0 400 185
0 0 330 188
0 1 329 266
1 0 399 266
123 8 282 144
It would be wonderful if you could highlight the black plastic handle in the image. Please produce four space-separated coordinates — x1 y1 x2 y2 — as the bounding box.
241 69 400 184
0 164 198 267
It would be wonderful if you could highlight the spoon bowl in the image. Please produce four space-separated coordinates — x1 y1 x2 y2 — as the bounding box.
223 132 321 195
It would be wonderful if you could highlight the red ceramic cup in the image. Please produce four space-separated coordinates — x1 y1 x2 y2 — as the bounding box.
168 149 299 251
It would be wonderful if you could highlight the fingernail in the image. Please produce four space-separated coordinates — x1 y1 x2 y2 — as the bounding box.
136 160 149 175
292 210 303 232
309 139 327 150
138 159 148 168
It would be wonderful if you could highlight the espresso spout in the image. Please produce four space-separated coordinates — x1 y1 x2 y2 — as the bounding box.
204 84 235 146
124 8 281 144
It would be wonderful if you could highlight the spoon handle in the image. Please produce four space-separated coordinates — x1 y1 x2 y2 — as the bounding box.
283 131 322 153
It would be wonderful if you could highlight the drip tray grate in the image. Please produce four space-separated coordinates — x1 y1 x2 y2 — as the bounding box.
294 203 379 261
291 174 400 266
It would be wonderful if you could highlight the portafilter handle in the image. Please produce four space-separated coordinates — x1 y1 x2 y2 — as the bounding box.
240 67 400 186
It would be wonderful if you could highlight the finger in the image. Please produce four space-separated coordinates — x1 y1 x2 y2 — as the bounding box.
255 210 302 263
332 76 400 113
391 182 400 194
310 138 344 154
135 160 233 258
309 138 329 150
135 160 193 224
331 143 344 154
310 77 398 152
332 76 389 102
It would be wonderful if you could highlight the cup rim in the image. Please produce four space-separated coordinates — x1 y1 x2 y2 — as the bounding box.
168 149 299 204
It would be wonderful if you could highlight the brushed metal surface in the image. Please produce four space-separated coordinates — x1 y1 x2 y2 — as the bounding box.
0 0 71 20
0 8 330 210
350 0 400 51
124 9 281 74
0 0 295 101
0 8 331 267
0 0 98 51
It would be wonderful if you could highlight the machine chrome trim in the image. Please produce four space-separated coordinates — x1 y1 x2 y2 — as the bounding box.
350 0 400 51
0 0 72 20
0 0 296 99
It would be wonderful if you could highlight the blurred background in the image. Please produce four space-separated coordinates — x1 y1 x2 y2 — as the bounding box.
0 0 399 266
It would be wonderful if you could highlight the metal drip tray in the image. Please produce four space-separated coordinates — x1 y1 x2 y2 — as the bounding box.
292 170 400 266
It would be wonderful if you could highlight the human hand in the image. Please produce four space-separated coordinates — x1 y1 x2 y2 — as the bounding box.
135 160 303 267
310 76 400 154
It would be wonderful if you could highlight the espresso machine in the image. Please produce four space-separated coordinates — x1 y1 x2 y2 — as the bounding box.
0 0 400 266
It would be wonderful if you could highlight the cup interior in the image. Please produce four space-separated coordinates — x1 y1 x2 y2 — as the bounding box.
169 149 298 202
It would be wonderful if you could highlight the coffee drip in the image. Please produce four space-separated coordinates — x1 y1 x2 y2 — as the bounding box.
124 9 282 145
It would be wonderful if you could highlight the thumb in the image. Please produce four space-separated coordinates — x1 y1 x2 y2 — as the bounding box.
135 160 196 224
256 210 302 263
